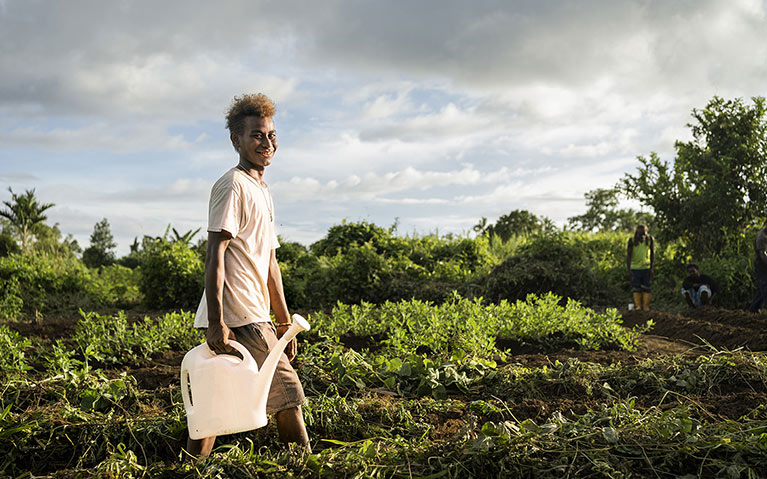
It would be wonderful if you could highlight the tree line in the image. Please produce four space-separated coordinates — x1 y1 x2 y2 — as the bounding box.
1 96 765 316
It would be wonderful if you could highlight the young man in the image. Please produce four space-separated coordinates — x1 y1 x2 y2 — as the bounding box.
186 93 310 457
749 220 767 313
626 225 655 311
681 263 718 308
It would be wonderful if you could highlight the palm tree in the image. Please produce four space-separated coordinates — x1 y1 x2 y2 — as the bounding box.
171 226 201 246
0 188 55 253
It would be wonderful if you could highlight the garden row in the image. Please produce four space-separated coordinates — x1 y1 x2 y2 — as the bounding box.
3 296 767 477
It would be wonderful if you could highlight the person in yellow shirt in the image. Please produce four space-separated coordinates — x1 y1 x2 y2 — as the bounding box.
626 225 655 310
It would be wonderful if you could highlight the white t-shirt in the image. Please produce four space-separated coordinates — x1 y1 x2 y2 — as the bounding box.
194 167 280 328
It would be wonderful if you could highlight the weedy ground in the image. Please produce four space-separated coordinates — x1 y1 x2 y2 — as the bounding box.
3 297 767 478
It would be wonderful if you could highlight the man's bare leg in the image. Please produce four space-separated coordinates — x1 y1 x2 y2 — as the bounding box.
275 406 311 451
185 436 216 459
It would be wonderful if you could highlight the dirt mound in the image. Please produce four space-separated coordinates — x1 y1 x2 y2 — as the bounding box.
621 307 767 351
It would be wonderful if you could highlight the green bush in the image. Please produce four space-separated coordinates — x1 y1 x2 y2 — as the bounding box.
85 264 142 309
496 292 642 351
0 253 97 319
0 325 32 377
275 237 308 266
310 221 398 257
137 239 203 310
309 292 639 359
483 233 622 307
73 310 202 365
0 276 23 320
283 224 496 309
0 230 20 257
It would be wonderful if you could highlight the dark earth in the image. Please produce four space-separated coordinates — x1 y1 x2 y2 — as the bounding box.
9 305 767 432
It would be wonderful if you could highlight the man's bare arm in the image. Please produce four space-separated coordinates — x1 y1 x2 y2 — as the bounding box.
205 230 237 355
267 248 296 360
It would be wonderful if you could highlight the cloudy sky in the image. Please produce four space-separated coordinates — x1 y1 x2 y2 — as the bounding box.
1 0 766 254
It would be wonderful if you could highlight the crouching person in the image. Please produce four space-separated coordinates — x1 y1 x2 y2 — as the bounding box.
681 263 718 308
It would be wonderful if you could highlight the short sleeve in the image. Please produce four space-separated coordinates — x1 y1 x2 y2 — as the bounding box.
208 179 241 237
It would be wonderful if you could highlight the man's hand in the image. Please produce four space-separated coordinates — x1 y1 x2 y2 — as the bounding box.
206 322 238 357
276 323 297 361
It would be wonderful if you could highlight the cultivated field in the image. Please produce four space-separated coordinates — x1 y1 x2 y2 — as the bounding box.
3 295 767 478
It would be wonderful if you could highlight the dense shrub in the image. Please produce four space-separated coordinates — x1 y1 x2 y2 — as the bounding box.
310 221 393 256
137 239 203 310
0 230 20 257
86 264 142 309
278 223 494 309
482 233 622 307
275 237 308 265
0 253 97 319
0 325 32 377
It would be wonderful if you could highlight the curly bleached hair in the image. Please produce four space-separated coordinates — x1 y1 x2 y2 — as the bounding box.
225 93 276 135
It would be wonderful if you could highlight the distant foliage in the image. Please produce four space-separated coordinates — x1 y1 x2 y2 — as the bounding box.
568 188 654 233
622 96 767 257
474 209 555 242
281 222 494 308
483 232 623 306
29 223 81 258
82 218 117 268
87 264 142 309
0 228 20 257
137 238 204 310
0 252 144 320
0 187 54 253
310 221 404 257
0 253 96 320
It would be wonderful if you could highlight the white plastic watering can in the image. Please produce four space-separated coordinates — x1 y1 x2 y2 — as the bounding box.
180 314 310 440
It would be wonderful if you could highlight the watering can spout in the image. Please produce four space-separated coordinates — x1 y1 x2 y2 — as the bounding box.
253 313 311 402
181 313 311 440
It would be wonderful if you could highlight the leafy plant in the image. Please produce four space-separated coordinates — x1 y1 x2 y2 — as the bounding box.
483 232 623 306
0 188 54 253
73 310 202 365
0 252 98 319
82 218 117 268
137 238 204 310
0 326 31 378
622 96 767 257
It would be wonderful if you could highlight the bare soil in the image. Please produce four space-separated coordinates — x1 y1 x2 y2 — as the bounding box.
8 305 767 427
621 306 767 352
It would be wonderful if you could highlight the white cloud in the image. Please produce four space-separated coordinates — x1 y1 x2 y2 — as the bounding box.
272 164 542 203
1 0 766 251
0 123 191 153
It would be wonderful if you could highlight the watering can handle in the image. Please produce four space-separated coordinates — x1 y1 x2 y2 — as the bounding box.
205 340 257 371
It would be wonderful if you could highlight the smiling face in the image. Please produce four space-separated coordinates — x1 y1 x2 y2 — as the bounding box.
231 116 277 169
